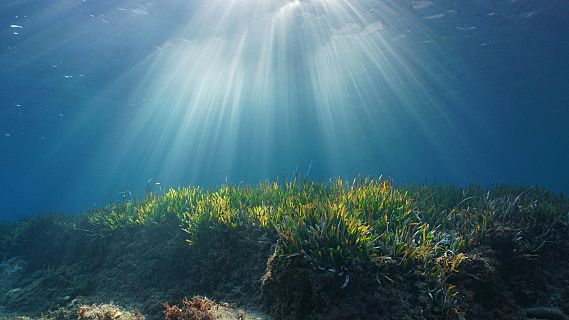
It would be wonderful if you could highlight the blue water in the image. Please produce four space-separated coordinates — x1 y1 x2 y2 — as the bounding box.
1 0 568 218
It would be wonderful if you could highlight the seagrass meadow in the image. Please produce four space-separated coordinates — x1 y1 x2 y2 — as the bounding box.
1 178 569 320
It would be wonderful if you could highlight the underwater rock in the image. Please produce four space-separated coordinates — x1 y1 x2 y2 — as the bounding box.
78 303 145 320
260 247 419 319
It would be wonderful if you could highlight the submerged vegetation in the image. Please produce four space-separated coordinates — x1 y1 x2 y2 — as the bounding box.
2 177 569 319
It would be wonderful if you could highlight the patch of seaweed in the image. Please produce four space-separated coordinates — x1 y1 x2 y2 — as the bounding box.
163 297 214 320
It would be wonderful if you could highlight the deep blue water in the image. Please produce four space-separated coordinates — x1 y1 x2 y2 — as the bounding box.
1 0 568 219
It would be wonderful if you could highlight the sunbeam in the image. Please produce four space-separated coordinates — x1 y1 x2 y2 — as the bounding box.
72 0 479 193
1 0 568 214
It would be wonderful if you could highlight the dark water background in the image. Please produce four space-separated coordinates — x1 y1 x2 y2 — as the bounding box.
1 0 568 219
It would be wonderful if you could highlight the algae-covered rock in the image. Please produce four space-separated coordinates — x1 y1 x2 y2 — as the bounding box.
78 303 145 320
